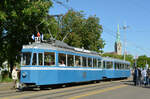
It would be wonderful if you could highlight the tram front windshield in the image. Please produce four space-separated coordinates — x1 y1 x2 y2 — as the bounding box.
21 52 31 66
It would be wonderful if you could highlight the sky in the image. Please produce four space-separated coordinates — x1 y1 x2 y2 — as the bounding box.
49 0 150 57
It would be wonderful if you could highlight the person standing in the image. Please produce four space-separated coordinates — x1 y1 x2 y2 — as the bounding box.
133 67 139 86
141 68 147 86
12 66 18 89
147 68 150 85
138 68 142 86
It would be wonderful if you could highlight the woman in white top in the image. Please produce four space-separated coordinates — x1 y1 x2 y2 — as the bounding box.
141 69 147 85
12 66 18 88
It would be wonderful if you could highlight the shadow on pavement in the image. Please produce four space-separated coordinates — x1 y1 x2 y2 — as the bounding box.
17 81 100 92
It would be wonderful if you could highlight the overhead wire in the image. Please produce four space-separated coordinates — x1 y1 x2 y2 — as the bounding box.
103 26 150 56
52 0 150 56
131 0 150 14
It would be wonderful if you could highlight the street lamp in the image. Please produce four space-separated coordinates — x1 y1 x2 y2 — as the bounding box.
123 24 129 61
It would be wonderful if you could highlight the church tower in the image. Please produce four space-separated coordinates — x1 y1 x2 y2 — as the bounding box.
115 24 122 55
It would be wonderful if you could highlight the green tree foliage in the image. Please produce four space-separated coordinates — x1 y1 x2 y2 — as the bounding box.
41 15 59 40
137 55 150 68
0 0 52 70
0 1 105 71
0 0 8 67
58 10 105 52
83 16 104 52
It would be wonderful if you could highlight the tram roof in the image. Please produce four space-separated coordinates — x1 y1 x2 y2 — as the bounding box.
22 40 101 57
102 57 130 64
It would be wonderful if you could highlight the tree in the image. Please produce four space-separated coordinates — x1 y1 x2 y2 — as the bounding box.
0 1 105 72
0 0 53 71
137 55 150 68
58 10 105 52
83 16 104 52
0 0 8 67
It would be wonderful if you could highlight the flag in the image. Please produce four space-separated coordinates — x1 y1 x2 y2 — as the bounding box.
32 34 35 40
37 32 40 37
41 34 43 41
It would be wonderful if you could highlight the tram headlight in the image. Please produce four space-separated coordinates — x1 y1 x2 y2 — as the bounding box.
22 72 27 78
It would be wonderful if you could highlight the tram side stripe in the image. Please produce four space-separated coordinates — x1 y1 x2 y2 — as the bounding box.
21 67 103 71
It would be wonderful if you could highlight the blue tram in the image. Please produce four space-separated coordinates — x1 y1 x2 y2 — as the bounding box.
20 37 130 86
101 57 130 79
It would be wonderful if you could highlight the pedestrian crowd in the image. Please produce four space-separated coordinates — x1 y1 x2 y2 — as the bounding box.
133 66 150 86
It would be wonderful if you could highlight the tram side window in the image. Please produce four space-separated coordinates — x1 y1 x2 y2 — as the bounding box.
128 65 130 69
121 64 124 69
39 53 43 65
44 52 55 66
68 55 74 66
121 64 123 69
117 63 119 69
115 63 119 69
116 63 120 69
32 53 37 65
88 58 92 67
118 63 120 69
75 56 81 67
59 53 66 66
22 52 31 66
82 57 87 67
119 63 122 69
98 59 102 68
125 64 127 69
106 61 113 69
109 62 112 69
114 63 117 69
123 64 125 69
93 58 97 68
103 61 106 69
126 64 130 69
120 64 122 69
116 63 119 69
106 61 109 69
